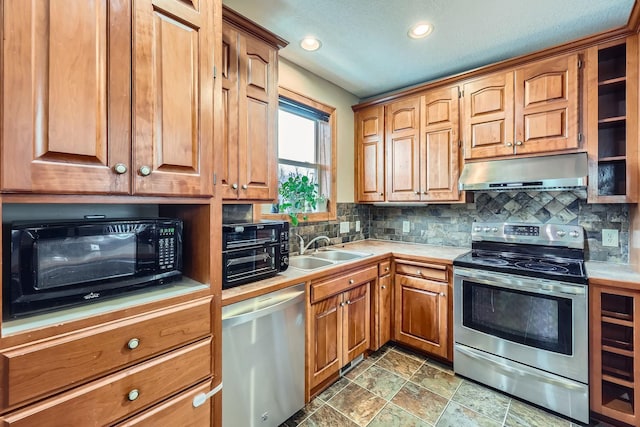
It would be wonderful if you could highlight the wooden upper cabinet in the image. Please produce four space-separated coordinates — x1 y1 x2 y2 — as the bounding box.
462 53 580 160
385 87 461 202
421 86 461 201
1 0 216 196
133 0 214 196
514 53 579 155
355 105 385 202
2 0 131 193
221 7 284 201
386 97 421 201
462 71 515 160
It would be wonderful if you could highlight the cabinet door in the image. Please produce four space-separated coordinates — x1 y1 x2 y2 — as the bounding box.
462 71 515 159
386 97 420 201
342 283 371 362
378 274 392 348
133 0 214 196
394 274 448 359
355 105 385 202
2 0 131 193
514 54 580 155
238 36 278 200
421 86 461 201
310 294 342 388
220 25 241 199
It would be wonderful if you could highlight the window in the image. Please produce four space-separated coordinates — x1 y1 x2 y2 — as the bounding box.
259 87 336 223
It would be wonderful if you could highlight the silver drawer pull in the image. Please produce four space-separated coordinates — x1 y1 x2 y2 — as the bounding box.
127 338 140 350
349 279 355 284
381 285 386 289
193 382 223 408
440 292 445 297
416 270 422 275
128 389 140 401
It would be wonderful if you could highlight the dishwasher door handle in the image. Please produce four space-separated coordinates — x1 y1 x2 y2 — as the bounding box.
222 288 305 328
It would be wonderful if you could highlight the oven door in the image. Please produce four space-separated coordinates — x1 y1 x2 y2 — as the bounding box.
222 245 279 289
453 266 587 383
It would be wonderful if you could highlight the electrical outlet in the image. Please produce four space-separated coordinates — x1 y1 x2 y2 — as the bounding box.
355 221 361 232
402 221 410 233
602 229 619 247
340 221 350 234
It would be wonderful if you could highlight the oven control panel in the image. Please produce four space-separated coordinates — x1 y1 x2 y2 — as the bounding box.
472 222 584 249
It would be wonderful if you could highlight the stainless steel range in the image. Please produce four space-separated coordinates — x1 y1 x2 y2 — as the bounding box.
453 222 588 424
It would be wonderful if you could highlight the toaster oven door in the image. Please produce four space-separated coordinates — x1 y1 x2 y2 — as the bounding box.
223 245 279 289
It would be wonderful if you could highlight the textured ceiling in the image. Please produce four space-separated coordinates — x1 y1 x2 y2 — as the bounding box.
222 0 636 99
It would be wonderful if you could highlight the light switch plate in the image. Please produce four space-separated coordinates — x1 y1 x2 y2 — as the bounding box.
402 221 410 233
355 221 361 232
602 229 619 247
340 221 350 234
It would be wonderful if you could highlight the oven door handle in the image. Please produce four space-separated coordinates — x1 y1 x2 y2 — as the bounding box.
454 268 585 297
226 252 271 267
455 345 585 391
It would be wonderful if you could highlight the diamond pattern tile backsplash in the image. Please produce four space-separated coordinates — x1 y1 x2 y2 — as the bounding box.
289 190 629 263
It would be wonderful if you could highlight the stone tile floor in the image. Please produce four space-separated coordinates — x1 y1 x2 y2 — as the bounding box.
281 344 614 427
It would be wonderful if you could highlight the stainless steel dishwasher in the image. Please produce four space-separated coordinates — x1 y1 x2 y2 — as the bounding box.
222 283 305 427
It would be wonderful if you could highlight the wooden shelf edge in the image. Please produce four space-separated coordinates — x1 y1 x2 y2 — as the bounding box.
603 374 635 389
599 76 627 86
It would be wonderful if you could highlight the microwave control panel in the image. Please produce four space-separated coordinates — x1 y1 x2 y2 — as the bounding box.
158 225 177 270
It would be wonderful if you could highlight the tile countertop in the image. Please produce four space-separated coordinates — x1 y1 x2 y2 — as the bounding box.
221 239 470 306
586 261 640 289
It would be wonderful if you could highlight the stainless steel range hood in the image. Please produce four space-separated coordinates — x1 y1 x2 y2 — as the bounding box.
459 152 588 191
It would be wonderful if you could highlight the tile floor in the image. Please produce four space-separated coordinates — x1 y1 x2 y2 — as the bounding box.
281 344 614 427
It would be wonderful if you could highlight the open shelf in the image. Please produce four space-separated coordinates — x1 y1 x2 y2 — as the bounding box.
592 282 640 425
588 38 637 203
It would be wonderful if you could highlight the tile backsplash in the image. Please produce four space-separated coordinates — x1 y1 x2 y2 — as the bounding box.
290 191 629 263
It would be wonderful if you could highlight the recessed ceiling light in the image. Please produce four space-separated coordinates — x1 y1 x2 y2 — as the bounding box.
408 22 433 39
300 37 322 51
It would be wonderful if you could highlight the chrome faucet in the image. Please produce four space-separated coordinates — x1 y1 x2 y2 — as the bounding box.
294 234 331 255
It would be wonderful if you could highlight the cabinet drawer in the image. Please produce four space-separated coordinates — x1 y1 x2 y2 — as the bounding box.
379 260 391 276
395 261 448 282
0 339 212 427
1 298 211 409
116 379 215 427
311 265 377 303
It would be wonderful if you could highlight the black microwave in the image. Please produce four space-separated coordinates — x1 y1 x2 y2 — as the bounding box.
5 218 183 318
222 221 289 289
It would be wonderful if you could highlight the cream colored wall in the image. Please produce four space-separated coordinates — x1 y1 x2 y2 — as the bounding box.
278 58 359 203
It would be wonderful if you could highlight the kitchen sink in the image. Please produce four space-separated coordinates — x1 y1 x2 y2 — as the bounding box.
310 249 372 261
288 249 372 271
288 256 335 270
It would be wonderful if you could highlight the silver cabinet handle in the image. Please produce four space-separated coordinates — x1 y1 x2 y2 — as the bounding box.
415 191 420 195
515 141 523 146
506 142 513 147
439 292 445 297
241 184 248 190
416 270 422 275
385 267 389 272
380 192 384 196
231 183 238 189
127 338 140 350
113 163 128 174
349 279 355 284
346 300 351 305
381 285 386 289
139 165 151 176
128 389 140 401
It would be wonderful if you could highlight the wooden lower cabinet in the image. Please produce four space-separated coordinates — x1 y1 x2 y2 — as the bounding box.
309 266 376 393
393 260 450 360
116 379 216 426
1 298 211 410
0 339 212 426
590 280 640 426
372 260 392 350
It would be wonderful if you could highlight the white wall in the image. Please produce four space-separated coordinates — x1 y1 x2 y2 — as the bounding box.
278 58 359 203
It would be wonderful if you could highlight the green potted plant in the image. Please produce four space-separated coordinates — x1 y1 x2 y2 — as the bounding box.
278 174 319 226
